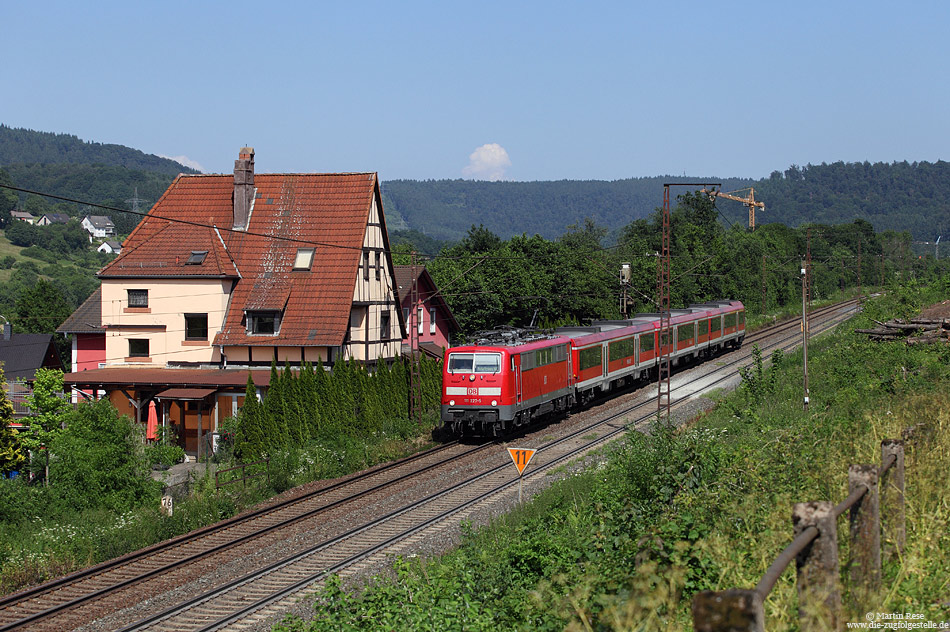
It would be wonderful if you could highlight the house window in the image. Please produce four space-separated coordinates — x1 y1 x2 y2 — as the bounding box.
417 306 424 335
129 339 149 357
185 313 208 340
293 248 315 270
186 251 208 265
429 308 436 335
247 311 280 335
380 310 391 339
363 250 370 280
375 251 381 280
128 289 148 308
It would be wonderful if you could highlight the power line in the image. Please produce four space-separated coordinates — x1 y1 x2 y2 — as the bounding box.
0 183 365 253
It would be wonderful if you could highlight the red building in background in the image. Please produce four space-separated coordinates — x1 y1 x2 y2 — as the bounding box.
56 286 105 400
393 265 459 359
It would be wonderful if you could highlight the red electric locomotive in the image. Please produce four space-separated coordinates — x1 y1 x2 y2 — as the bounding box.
441 300 745 436
441 332 573 436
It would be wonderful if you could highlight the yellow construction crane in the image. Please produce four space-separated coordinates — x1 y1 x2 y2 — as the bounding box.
700 187 765 230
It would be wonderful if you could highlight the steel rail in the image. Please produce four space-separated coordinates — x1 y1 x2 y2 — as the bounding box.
120 389 657 632
115 299 861 631
0 438 465 609
0 297 859 631
0 441 498 631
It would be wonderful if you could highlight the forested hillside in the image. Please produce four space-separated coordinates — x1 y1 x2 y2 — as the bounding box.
383 161 950 242
381 176 754 242
1 164 174 234
0 127 197 234
3 126 948 243
751 161 950 240
0 125 196 176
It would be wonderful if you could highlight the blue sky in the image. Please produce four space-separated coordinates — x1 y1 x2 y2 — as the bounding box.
4 1 948 181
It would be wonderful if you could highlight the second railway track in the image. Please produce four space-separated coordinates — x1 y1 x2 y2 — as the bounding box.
0 297 860 632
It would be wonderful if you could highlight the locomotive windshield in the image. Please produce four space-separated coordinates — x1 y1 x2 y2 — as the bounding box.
448 352 502 374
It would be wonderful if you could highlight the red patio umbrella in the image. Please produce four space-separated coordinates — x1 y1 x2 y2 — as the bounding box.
146 400 158 441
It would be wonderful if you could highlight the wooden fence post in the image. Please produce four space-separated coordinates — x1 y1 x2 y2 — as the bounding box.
848 464 881 594
792 500 840 631
880 440 905 556
692 589 764 632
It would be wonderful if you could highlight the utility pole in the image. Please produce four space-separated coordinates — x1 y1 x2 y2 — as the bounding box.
658 185 672 424
901 241 908 281
408 251 423 425
801 259 809 412
857 234 862 297
806 228 812 313
936 236 941 260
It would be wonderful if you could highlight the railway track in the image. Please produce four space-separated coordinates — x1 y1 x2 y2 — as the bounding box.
0 440 493 631
113 298 861 631
0 297 860 631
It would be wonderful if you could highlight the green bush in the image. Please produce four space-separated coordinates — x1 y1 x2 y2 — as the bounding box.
145 443 185 467
49 399 161 513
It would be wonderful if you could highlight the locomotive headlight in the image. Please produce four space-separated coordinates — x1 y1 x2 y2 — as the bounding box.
449 400 455 406
491 400 497 406
469 375 476 381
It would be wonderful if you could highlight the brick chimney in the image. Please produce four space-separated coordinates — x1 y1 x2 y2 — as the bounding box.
233 147 255 230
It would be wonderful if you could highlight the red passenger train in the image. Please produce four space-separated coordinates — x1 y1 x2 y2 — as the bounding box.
441 300 745 436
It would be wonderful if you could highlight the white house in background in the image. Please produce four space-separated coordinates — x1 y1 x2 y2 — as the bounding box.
10 211 36 224
82 215 116 239
97 240 123 254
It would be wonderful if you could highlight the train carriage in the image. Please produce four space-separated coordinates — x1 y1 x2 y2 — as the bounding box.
441 299 745 436
689 301 745 352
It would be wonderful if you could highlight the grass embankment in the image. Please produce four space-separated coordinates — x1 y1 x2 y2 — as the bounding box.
0 414 440 594
278 287 950 631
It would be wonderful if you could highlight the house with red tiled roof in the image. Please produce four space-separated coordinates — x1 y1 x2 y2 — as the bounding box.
63 148 405 456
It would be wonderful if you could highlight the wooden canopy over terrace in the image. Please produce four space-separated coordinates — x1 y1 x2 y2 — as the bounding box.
64 368 272 457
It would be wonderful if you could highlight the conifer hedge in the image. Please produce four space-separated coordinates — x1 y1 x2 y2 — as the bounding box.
234 356 441 461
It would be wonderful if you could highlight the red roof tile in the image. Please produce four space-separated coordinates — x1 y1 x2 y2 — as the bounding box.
97 172 380 347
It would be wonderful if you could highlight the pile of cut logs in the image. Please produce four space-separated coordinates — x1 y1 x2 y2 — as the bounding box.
856 317 950 345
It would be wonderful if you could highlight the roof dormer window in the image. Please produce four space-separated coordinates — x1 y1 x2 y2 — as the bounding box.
293 248 315 270
247 310 281 335
186 251 208 265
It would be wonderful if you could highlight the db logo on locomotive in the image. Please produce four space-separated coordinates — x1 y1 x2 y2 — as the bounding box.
467 387 478 395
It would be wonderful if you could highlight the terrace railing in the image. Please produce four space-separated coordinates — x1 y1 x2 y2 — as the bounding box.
692 431 913 631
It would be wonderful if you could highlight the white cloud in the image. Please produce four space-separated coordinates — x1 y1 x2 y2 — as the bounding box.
462 143 511 181
159 154 205 173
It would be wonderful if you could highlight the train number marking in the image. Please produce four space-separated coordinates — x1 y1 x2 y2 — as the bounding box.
507 448 537 476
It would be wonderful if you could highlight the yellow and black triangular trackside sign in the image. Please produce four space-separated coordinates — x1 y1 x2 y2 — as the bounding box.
507 447 536 476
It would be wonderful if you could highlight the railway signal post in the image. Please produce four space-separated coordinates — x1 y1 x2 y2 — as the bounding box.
507 447 536 504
